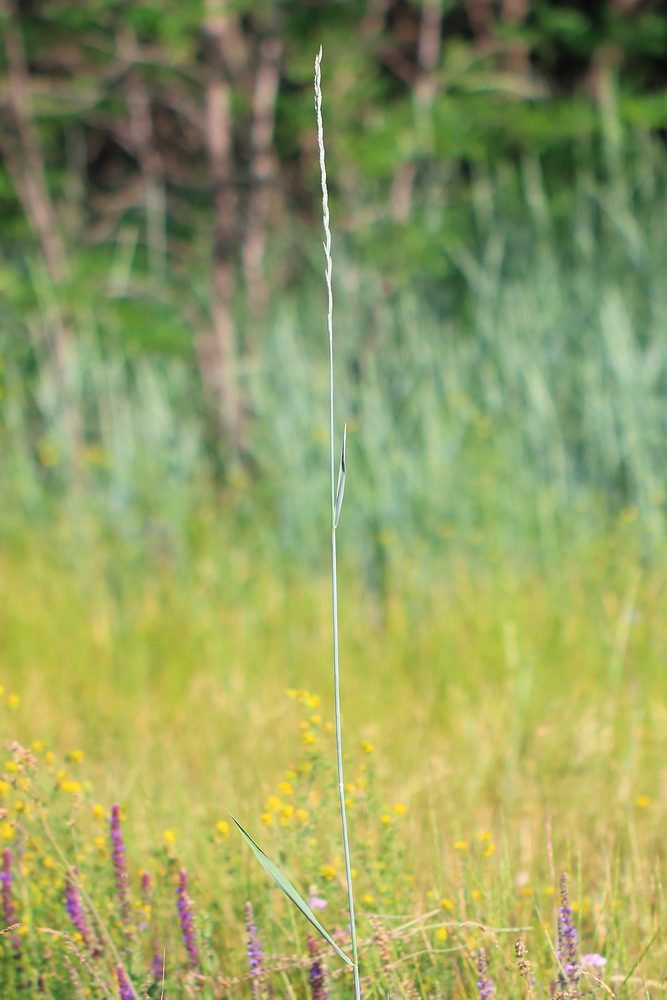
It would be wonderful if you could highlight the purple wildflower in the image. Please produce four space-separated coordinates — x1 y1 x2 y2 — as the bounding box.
1 848 21 960
308 895 328 911
245 900 270 1000
110 804 131 926
150 948 166 982
176 869 200 970
1 847 17 927
477 948 496 1000
65 867 96 952
140 870 152 904
558 873 580 992
116 964 135 999
308 934 328 1000
582 953 607 969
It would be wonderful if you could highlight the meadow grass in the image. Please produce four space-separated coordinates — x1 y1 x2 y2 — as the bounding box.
1 531 666 995
2 98 667 998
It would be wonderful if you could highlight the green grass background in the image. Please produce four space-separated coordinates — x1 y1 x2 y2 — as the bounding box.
2 129 667 995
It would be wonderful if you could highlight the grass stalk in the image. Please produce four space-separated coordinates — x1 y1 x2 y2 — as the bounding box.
315 46 361 1000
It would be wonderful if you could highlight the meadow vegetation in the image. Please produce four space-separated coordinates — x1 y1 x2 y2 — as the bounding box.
2 2 667 995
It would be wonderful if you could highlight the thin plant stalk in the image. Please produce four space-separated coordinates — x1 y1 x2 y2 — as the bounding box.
314 46 361 1000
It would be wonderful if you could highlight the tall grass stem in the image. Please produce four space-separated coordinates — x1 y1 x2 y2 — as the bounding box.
315 46 361 1000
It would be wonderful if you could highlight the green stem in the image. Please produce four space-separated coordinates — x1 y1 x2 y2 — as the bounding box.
315 46 361 1000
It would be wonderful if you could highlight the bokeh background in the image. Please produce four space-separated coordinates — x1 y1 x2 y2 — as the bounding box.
2 0 667 570
2 0 667 903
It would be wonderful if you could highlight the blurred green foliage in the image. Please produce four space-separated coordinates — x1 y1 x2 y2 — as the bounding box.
1 0 667 574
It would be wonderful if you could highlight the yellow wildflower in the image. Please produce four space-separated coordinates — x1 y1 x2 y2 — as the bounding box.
162 829 177 846
7 694 20 710
285 769 297 780
216 821 230 838
0 685 3 697
67 750 84 764
483 841 496 858
278 781 293 796
380 814 392 826
306 694 321 709
310 715 322 725
92 804 106 822
440 898 454 911
61 780 82 795
5 761 19 773
1 821 15 840
280 804 294 820
296 808 309 824
302 731 317 745
635 795 651 809
266 795 281 812
453 840 468 852
45 752 55 767
436 927 449 941
320 864 336 881
471 889 482 901
393 803 407 815
362 894 375 905
361 740 374 754
31 740 44 754
261 812 273 827
0 781 9 798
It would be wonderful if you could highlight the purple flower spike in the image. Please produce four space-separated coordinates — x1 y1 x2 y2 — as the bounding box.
151 948 166 981
245 901 271 1000
176 869 200 970
1 848 21 960
110 804 131 926
116 964 135 999
308 935 328 1000
1 847 17 927
141 870 152 903
477 948 496 1000
65 867 95 952
558 873 580 992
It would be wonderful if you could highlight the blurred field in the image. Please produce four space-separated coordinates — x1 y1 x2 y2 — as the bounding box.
2 521 667 992
2 85 667 1000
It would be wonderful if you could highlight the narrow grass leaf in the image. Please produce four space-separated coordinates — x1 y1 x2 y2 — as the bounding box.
334 423 346 528
229 813 353 965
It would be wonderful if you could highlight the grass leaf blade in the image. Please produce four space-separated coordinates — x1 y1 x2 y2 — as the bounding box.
229 813 353 966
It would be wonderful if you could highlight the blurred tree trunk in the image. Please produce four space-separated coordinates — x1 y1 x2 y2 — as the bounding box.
391 0 442 222
463 0 495 51
243 33 283 334
1 0 81 462
201 0 242 449
502 0 529 75
122 31 168 286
